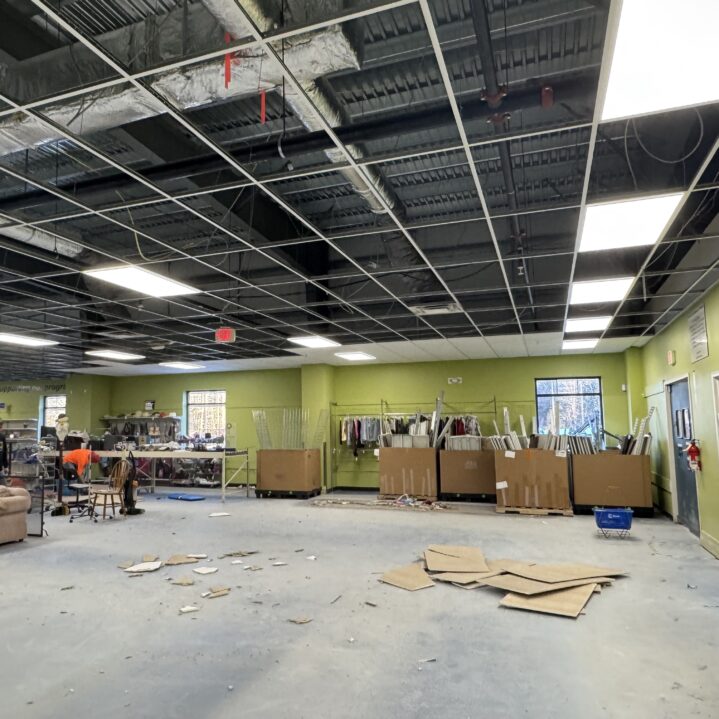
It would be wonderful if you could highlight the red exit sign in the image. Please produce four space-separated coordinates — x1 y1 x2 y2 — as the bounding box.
215 327 236 343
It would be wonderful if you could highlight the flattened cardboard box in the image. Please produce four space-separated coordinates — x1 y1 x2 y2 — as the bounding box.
494 449 570 510
500 582 596 618
572 452 652 508
256 449 321 492
379 448 437 499
439 450 496 495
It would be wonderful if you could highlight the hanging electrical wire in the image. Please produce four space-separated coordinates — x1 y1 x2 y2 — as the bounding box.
632 109 704 164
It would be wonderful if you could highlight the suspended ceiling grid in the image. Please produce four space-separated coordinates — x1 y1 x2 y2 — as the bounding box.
0 0 717 378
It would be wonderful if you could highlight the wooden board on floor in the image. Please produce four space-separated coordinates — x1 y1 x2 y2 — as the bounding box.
500 583 597 618
424 545 489 573
501 562 626 583
431 570 503 584
481 573 613 596
380 563 435 591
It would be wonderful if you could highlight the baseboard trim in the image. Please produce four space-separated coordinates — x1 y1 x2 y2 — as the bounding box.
700 530 719 560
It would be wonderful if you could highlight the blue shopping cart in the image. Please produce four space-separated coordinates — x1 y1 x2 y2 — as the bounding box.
593 508 633 538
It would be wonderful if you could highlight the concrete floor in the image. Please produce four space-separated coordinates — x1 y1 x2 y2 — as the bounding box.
1 492 718 719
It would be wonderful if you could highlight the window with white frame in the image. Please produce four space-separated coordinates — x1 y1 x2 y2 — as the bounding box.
535 378 603 435
43 394 67 428
186 390 226 441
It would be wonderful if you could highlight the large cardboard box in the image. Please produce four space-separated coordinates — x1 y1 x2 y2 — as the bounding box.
494 449 571 510
256 449 321 494
379 448 437 499
439 450 496 496
572 452 652 508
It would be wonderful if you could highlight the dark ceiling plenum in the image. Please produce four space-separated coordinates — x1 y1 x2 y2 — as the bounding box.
0 0 717 379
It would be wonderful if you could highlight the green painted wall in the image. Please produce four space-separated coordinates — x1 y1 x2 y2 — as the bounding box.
0 379 65 424
301 365 333 486
330 353 630 488
640 284 719 557
66 375 111 434
108 368 302 481
624 347 647 428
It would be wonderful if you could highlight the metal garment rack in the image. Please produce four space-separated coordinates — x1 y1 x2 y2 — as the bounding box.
222 449 250 501
329 404 384 490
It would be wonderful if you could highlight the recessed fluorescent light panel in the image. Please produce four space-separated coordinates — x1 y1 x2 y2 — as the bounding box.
579 194 682 252
83 266 200 297
159 362 205 370
562 339 599 351
287 335 341 349
565 316 612 333
0 332 59 347
602 0 719 120
570 277 634 305
86 350 145 361
409 302 463 316
334 352 376 361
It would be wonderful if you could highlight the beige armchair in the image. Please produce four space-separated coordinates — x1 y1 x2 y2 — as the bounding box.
0 486 31 544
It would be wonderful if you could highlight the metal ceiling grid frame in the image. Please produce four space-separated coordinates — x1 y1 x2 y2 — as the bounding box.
0 0 718 377
0 118 595 241
15 0 471 355
0 159 399 351
0 105 430 350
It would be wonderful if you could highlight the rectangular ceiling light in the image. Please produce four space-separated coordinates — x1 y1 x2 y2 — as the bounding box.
0 332 59 347
334 352 376 361
565 316 612 333
287 335 341 349
86 350 145 361
409 302 463 317
602 0 719 120
562 339 599 351
159 362 205 370
579 194 682 252
84 266 200 297
570 277 634 305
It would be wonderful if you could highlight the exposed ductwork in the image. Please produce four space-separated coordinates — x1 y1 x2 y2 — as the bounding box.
0 217 83 257
199 0 397 216
470 0 535 318
0 0 395 216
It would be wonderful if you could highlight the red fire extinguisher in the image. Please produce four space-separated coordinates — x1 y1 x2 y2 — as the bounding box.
685 440 702 472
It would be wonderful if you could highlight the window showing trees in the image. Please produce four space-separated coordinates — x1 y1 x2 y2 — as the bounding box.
535 378 603 435
43 394 67 428
186 390 226 441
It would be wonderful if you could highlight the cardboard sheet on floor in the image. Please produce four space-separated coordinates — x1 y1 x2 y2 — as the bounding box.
432 570 502 584
502 562 625 583
171 577 195 586
165 554 200 566
482 573 613 596
424 545 489 573
380 563 435 591
489 559 535 573
500 583 597 618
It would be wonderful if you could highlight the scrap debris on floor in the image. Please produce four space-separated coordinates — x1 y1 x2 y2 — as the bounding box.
312 497 452 512
380 544 627 618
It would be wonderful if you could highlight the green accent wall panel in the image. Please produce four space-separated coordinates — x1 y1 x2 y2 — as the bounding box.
640 283 719 556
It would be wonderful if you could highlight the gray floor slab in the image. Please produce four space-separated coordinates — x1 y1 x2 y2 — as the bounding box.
1 492 717 719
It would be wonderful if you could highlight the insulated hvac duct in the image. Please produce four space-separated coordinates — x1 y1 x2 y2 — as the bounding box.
199 0 397 215
0 221 83 257
0 0 394 216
